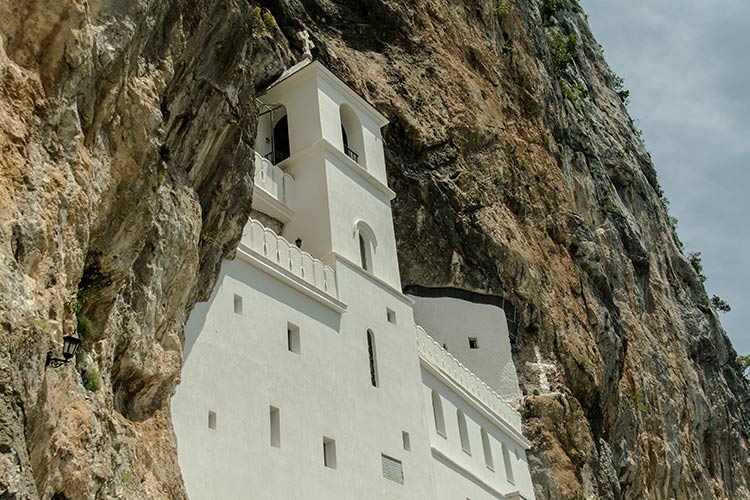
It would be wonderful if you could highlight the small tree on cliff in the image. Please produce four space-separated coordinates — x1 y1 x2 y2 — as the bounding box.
711 295 731 313
738 355 750 380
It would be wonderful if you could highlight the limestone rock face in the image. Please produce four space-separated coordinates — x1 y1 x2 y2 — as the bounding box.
264 0 750 499
0 1 290 498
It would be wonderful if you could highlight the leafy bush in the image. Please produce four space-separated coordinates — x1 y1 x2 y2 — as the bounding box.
546 28 578 73
710 295 731 313
687 252 707 282
77 313 95 340
84 369 102 392
493 3 510 16
738 355 750 380
561 80 588 110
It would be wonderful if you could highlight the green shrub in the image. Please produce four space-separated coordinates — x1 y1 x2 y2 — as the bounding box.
738 355 750 380
710 295 731 313
84 369 102 392
493 3 510 16
687 252 707 282
262 11 277 30
77 313 95 340
527 322 541 333
561 80 588 110
546 28 578 73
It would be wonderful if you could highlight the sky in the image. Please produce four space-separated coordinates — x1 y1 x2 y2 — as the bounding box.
578 0 750 354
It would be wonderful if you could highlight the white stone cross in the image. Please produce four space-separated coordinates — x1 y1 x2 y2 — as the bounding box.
525 345 556 393
297 30 315 60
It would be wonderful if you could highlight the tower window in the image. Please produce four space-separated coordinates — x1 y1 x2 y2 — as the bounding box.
402 431 411 451
468 337 479 349
339 104 364 166
481 428 494 470
457 409 471 454
270 406 280 448
323 437 337 469
233 294 243 314
502 443 515 484
367 330 379 387
386 308 397 324
287 323 300 354
431 390 446 437
359 233 370 271
272 114 290 164
208 410 217 430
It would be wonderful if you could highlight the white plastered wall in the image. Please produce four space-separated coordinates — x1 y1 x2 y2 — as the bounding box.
422 370 535 500
410 295 521 398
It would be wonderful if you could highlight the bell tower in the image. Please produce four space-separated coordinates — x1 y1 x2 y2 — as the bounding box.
253 60 402 290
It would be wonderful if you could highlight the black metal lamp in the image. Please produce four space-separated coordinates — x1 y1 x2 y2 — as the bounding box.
295 238 302 248
46 334 82 368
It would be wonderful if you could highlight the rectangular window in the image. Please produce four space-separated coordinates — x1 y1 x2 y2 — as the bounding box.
402 431 411 451
381 454 404 484
457 409 471 455
502 443 515 484
323 437 337 469
287 323 300 354
386 308 397 324
481 428 494 470
431 391 446 437
468 337 479 349
208 410 217 430
233 294 243 314
367 330 378 387
270 406 280 448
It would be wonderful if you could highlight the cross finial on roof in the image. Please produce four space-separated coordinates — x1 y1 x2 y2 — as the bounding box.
297 30 315 60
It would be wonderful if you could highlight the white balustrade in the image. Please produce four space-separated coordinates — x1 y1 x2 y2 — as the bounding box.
253 152 295 208
416 326 522 432
244 218 338 299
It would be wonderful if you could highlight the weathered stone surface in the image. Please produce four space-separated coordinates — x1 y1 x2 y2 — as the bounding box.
0 0 290 498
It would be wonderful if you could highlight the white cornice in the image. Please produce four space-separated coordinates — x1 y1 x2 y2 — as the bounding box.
260 60 389 128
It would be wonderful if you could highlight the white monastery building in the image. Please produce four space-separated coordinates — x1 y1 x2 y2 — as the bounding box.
172 51 536 500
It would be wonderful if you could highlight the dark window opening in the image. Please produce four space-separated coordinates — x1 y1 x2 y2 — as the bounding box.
273 115 290 164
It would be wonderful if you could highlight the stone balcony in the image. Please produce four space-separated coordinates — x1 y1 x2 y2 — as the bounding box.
416 326 522 432
241 218 339 300
252 151 295 222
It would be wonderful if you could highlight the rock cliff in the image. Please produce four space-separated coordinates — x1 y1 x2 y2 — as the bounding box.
1 0 748 499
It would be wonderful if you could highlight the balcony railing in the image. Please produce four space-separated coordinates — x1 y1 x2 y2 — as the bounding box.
254 151 295 208
416 326 522 432
243 219 338 299
344 145 359 164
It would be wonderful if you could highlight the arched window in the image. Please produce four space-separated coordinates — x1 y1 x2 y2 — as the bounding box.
457 409 471 454
367 330 378 387
431 390 446 437
354 221 376 273
339 104 365 167
273 114 290 164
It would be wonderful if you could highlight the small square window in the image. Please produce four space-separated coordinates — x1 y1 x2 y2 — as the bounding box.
287 323 300 354
402 431 411 451
208 410 217 430
386 308 397 324
233 294 243 314
468 337 479 349
323 437 337 469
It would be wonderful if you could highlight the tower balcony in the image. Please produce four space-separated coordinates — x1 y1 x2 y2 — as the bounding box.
416 326 523 433
252 151 295 223
241 218 339 301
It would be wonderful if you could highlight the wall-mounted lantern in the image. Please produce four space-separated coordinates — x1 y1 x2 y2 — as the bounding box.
295 238 302 248
46 335 82 368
